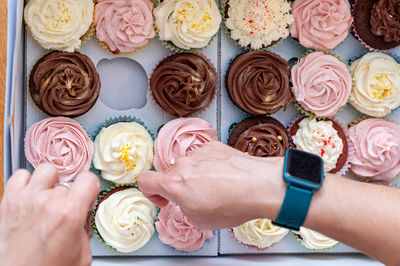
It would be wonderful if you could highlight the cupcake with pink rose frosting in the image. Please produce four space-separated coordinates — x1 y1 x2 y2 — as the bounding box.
290 0 353 51
291 52 352 117
156 202 214 252
349 118 400 182
154 118 217 171
24 117 94 182
95 0 155 54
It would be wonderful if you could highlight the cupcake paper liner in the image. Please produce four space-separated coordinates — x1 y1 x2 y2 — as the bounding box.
149 53 218 118
90 116 155 185
288 115 354 176
153 0 220 53
221 0 286 51
348 116 400 184
291 50 351 119
95 35 152 55
229 228 278 251
291 231 340 252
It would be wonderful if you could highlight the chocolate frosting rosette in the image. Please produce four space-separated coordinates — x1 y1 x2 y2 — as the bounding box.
353 0 400 51
226 51 292 115
29 51 101 118
228 117 290 157
150 53 217 117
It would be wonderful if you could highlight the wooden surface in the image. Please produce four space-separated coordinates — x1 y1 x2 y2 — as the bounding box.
0 0 7 198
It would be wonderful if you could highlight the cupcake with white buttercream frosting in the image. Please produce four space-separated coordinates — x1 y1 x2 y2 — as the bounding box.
224 0 293 50
93 119 154 184
24 0 94 52
153 0 221 51
232 218 289 250
349 52 400 118
94 187 157 253
293 227 339 251
289 117 350 175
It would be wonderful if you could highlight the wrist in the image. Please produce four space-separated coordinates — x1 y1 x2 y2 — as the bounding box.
250 156 286 221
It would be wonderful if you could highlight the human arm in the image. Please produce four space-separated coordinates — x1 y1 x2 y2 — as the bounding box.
138 141 400 265
0 164 100 266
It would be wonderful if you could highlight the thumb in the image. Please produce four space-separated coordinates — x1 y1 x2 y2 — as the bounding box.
137 170 169 207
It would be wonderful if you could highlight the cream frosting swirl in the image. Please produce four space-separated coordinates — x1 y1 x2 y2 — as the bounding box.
225 0 293 50
95 188 157 253
349 118 400 182
232 219 289 249
291 52 352 117
290 0 353 50
156 202 213 252
296 227 338 250
154 118 217 171
349 52 400 118
24 117 94 182
154 0 221 49
292 118 343 172
24 0 94 52
93 122 154 184
95 0 155 53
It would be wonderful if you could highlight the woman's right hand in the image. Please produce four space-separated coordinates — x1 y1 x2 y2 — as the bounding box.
138 141 286 229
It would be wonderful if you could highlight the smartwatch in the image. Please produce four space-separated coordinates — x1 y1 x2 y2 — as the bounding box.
272 148 325 231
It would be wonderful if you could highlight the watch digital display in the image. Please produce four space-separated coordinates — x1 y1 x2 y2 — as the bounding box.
286 149 323 184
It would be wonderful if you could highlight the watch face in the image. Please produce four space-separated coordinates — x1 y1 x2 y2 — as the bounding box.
286 149 323 185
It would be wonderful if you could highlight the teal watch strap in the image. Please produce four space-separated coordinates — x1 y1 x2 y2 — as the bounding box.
272 185 313 231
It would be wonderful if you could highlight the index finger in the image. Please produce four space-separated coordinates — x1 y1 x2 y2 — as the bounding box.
70 171 100 215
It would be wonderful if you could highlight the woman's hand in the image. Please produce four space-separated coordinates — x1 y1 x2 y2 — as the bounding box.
138 141 286 229
0 164 100 266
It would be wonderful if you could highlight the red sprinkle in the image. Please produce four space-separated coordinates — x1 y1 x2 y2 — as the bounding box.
248 20 253 23
250 31 254 34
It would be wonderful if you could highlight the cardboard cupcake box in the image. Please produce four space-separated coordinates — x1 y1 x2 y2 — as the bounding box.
4 0 400 257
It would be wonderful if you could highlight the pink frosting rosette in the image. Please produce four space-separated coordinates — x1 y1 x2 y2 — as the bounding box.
291 52 352 117
24 117 94 182
95 0 155 53
349 118 400 182
154 118 217 171
291 0 353 50
156 202 213 252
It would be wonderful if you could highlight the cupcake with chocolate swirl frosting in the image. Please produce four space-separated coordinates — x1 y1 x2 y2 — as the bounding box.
353 0 400 51
226 51 292 115
29 51 101 118
228 117 290 157
150 53 217 117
